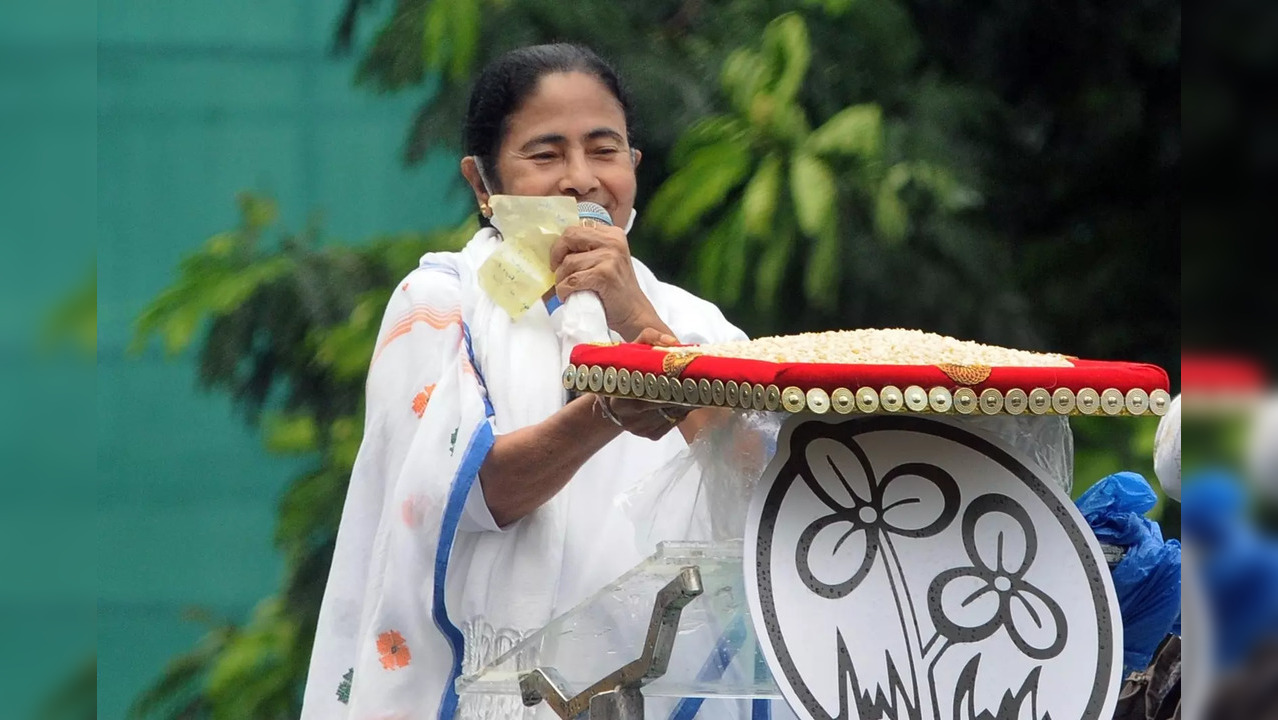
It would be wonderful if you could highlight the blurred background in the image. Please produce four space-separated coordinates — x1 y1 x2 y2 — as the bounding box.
3 0 1201 716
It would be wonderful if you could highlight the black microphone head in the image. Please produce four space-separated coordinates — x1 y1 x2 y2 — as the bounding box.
577 201 613 227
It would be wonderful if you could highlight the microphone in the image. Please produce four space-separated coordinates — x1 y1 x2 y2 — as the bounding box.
576 201 612 227
556 202 615 362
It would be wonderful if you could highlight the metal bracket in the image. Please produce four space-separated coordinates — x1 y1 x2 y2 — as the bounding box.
519 565 704 720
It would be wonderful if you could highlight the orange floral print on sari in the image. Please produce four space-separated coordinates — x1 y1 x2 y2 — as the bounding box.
412 384 436 418
376 630 411 670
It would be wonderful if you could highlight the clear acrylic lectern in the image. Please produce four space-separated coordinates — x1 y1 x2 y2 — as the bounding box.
455 541 781 719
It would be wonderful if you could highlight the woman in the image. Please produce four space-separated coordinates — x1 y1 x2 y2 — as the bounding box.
301 44 748 720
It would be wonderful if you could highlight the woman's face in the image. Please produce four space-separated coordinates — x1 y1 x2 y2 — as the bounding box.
465 71 641 227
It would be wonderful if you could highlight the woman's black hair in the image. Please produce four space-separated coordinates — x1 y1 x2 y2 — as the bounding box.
463 43 637 225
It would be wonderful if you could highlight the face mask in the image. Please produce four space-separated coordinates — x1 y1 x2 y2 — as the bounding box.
473 157 639 234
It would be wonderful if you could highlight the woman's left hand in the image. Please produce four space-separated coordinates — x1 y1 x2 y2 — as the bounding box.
550 224 666 341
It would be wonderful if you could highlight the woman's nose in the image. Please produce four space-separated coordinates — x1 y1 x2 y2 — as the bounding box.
557 151 599 198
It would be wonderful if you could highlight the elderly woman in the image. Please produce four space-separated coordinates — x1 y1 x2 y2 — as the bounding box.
302 44 748 719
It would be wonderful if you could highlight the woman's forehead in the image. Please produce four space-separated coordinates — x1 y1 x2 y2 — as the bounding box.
503 72 627 146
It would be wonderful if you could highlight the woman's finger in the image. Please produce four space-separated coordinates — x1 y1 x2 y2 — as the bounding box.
555 268 605 301
550 226 623 268
553 248 611 286
633 328 679 346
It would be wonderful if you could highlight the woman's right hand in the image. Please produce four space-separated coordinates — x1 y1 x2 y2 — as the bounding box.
596 395 690 441
593 327 692 440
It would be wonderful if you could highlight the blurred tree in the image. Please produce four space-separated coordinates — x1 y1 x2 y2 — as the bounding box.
129 0 1178 715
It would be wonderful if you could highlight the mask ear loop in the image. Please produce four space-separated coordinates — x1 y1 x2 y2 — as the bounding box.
473 156 496 196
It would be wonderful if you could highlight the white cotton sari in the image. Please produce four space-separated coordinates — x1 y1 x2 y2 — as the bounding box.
300 227 781 720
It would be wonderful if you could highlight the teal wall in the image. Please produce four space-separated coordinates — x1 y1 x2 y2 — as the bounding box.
1 5 97 719
97 3 465 716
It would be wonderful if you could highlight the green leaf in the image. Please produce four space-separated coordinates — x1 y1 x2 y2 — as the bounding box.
276 466 348 558
330 416 363 471
805 104 883 159
263 413 319 455
695 234 724 301
755 228 795 310
670 115 749 167
804 228 841 308
312 291 387 381
647 141 753 238
790 151 837 237
720 48 766 116
237 193 277 230
204 600 299 720
128 626 232 719
205 232 240 258
802 0 856 15
910 161 983 211
761 13 811 105
162 305 203 356
41 262 97 357
874 162 912 242
742 154 782 237
706 210 748 305
449 0 480 82
421 0 449 73
758 97 810 145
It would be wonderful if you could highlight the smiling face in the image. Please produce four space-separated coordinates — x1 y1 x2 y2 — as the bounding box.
462 71 641 226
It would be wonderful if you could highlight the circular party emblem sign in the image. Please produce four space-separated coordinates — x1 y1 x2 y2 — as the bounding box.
745 415 1122 720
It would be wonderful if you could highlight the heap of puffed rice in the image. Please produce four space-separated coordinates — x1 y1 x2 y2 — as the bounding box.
661 328 1074 367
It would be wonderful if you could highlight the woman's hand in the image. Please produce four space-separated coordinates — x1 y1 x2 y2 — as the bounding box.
596 395 690 441
550 224 669 341
593 327 695 441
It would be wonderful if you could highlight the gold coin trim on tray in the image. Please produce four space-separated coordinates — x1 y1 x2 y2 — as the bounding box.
904 385 929 412
1052 388 1076 415
1004 388 1027 415
712 379 726 406
1077 388 1101 415
832 388 856 414
979 388 1004 415
806 388 831 414
929 387 954 413
568 364 1164 417
856 387 880 413
880 386 904 412
781 387 805 413
1101 388 1124 416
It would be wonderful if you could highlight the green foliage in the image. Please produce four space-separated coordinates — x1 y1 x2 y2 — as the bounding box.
37 654 96 720
42 261 98 357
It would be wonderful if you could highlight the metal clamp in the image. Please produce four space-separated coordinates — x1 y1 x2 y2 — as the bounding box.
520 566 704 720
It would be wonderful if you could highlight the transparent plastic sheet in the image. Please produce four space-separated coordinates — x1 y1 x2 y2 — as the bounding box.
619 411 1075 548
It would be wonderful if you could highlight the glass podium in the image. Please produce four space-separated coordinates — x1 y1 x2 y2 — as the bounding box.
455 541 781 718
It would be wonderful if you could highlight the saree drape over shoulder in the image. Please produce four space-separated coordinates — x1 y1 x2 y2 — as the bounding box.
301 228 752 720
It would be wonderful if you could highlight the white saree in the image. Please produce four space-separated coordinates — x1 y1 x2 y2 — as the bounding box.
300 227 766 720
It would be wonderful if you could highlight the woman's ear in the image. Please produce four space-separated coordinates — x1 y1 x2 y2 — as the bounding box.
630 147 642 169
460 156 491 206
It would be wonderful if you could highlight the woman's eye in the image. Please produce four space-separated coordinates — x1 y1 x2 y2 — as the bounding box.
529 152 559 161
592 147 620 156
